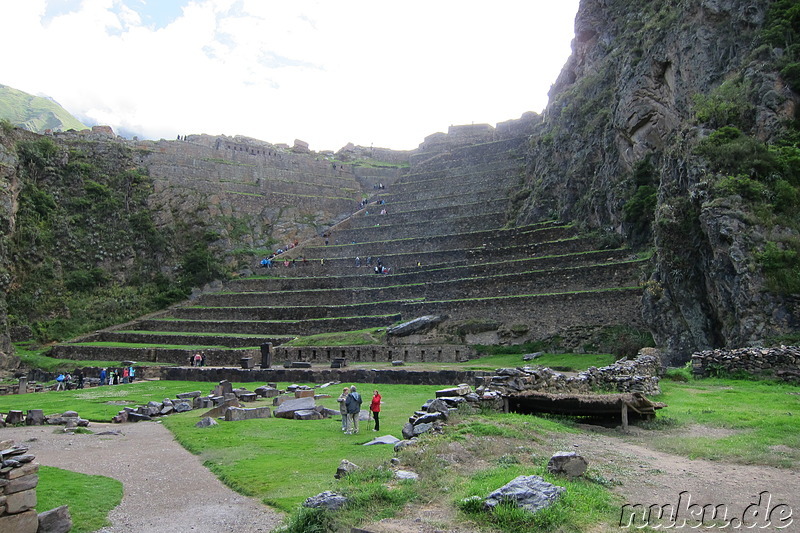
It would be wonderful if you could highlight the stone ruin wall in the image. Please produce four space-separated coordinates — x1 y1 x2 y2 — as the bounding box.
475 351 663 406
273 344 476 364
691 346 800 381
0 440 71 533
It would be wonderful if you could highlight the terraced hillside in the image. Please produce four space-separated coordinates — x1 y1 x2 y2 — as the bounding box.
52 125 647 366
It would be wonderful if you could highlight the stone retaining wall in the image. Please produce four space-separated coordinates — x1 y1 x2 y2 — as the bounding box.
691 346 800 380
273 344 476 364
157 366 491 385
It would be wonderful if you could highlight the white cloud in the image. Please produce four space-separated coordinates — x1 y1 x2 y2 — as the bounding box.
0 0 579 151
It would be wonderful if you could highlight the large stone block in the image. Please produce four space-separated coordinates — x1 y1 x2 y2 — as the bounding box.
293 409 322 420
0 509 38 533
294 389 315 398
5 487 37 513
24 410 44 426
37 505 72 533
7 463 39 480
224 406 271 421
274 397 316 419
5 473 38 494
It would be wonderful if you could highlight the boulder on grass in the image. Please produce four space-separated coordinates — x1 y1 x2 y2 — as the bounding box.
546 451 588 478
303 491 348 511
195 417 219 428
484 475 564 513
37 505 72 533
334 459 358 479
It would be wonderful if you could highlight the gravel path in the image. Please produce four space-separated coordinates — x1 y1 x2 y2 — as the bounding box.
2 422 283 533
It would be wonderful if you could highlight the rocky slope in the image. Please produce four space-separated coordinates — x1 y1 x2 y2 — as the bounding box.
517 0 800 363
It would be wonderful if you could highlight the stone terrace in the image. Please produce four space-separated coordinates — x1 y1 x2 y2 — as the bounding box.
52 121 644 366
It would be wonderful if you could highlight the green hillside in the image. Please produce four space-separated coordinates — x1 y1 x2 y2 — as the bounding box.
0 83 87 133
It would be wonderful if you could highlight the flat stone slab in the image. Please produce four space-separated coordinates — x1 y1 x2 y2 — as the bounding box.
176 391 202 399
363 435 401 446
274 397 316 419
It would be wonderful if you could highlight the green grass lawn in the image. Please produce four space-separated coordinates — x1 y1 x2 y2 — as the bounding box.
37 466 123 533
649 377 800 467
0 380 233 421
161 383 443 511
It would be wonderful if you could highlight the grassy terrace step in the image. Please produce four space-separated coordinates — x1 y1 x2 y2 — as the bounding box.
399 286 645 330
234 248 639 292
378 180 517 204
369 188 514 213
298 223 578 259
130 314 401 336
90 331 292 348
192 258 643 308
330 212 508 242
49 343 260 366
387 163 523 191
270 235 601 275
149 160 364 188
345 198 510 229
171 301 421 321
384 169 521 197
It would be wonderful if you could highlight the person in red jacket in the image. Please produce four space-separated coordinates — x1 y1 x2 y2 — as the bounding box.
370 390 382 432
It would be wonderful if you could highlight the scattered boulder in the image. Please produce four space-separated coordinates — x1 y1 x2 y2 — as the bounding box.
394 470 419 480
547 451 588 478
173 402 192 413
394 439 418 452
254 386 279 398
37 505 72 533
484 475 565 513
176 391 202 399
411 422 434 437
334 459 359 479
303 491 348 511
424 398 451 415
195 417 219 428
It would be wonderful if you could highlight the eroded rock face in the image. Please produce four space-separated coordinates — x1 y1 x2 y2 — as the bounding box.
519 0 798 363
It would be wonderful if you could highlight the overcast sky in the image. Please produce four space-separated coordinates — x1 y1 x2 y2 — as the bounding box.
1 0 580 152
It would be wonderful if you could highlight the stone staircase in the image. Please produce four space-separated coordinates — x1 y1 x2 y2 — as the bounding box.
51 128 645 366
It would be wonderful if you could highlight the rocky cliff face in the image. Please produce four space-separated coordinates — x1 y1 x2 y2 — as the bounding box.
518 0 800 363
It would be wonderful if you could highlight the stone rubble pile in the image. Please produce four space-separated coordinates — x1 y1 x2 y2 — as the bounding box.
474 352 662 405
0 440 72 533
691 346 800 381
399 384 472 441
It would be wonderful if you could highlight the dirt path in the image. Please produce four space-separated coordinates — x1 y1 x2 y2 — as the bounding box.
559 426 800 531
2 422 283 533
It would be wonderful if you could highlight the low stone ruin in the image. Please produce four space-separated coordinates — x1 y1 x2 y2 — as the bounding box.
691 346 800 381
475 352 662 403
0 440 72 533
1 410 89 428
